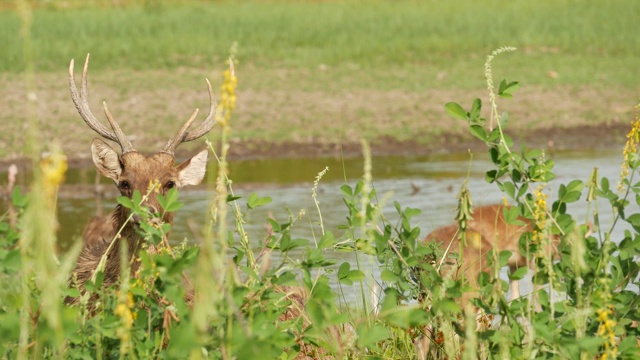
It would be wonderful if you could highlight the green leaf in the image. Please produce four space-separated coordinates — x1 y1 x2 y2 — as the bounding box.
247 192 272 209
2 249 21 272
469 98 482 120
11 187 28 208
498 250 512 267
403 207 422 220
281 238 307 251
356 323 389 349
469 124 487 141
500 181 516 199
381 269 400 282
445 102 468 120
163 200 184 213
434 299 462 314
498 80 520 98
340 184 353 197
132 190 142 207
337 262 351 278
625 213 640 231
509 266 528 281
159 188 184 213
337 262 365 285
117 195 134 209
318 231 336 249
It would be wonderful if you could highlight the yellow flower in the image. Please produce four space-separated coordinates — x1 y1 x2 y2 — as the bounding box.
147 179 160 194
114 303 134 329
619 102 640 191
532 185 548 245
596 307 618 359
217 62 238 127
40 151 68 202
114 291 135 329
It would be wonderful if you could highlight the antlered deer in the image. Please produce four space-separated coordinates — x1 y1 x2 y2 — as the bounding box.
66 54 216 303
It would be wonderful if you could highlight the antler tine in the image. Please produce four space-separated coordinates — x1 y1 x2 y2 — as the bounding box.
162 78 217 154
102 101 134 153
69 54 133 153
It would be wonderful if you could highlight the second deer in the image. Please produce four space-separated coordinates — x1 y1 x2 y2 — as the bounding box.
423 204 561 305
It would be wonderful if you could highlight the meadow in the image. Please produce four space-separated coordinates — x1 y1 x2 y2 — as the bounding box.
0 1 639 359
0 0 639 159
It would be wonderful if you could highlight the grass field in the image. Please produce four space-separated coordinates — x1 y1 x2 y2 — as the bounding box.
0 0 639 159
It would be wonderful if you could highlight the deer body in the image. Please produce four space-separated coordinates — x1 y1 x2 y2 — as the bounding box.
66 54 216 302
417 204 559 359
423 204 549 303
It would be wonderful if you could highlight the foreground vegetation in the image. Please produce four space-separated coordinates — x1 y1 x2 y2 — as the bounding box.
0 48 639 359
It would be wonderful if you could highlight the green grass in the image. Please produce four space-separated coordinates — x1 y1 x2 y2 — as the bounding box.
0 0 638 160
1 0 639 88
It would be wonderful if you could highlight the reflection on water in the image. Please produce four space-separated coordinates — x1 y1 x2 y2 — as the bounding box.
50 148 632 249
2 148 635 300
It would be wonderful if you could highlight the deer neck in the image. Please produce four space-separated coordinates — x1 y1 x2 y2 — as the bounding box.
107 204 175 276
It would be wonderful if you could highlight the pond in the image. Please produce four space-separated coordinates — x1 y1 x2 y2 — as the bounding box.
2 147 635 301
48 148 631 247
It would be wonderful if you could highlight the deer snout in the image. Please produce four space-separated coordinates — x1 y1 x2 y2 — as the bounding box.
127 203 161 224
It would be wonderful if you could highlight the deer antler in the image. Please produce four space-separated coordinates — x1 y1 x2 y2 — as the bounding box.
162 78 217 155
69 54 134 153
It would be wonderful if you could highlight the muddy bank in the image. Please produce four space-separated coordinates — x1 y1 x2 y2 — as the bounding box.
0 121 630 173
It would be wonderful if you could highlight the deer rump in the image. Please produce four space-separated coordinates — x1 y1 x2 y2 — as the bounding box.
422 204 557 303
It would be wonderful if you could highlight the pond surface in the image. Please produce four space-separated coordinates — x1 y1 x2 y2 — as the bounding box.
3 148 635 302
51 148 631 248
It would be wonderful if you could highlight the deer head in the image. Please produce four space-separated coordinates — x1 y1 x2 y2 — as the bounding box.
66 54 218 305
69 54 216 224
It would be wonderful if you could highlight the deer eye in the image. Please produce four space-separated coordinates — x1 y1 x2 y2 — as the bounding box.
119 181 130 190
164 181 176 190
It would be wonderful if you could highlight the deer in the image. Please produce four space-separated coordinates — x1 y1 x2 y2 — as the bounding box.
416 204 574 359
65 54 216 304
423 204 539 304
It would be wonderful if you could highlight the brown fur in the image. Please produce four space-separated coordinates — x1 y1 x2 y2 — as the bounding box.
66 148 207 305
416 204 563 359
66 54 214 308
424 204 536 302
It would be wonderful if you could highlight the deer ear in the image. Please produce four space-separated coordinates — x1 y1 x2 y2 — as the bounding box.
177 149 208 187
91 138 122 181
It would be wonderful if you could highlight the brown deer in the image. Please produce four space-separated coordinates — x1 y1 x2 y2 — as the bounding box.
423 204 558 304
66 54 216 303
416 204 565 359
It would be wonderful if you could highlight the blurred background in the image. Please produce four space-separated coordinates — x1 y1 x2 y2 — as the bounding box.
1 0 639 247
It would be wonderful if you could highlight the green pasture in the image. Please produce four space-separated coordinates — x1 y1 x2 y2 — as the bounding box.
0 0 639 158
1 0 639 89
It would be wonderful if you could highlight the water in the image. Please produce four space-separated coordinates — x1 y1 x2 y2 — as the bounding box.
3 148 635 302
51 148 632 246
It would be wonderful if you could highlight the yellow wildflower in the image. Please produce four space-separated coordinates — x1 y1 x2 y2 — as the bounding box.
39 151 68 203
216 59 238 127
619 102 640 192
596 307 618 359
147 179 160 194
114 291 135 329
532 185 548 245
114 303 134 329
